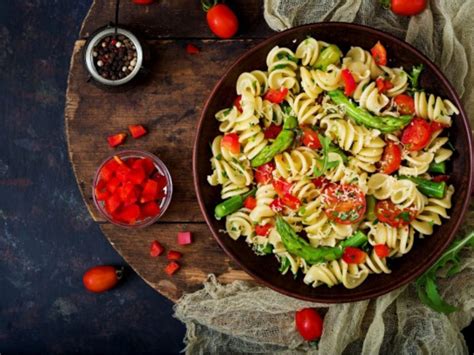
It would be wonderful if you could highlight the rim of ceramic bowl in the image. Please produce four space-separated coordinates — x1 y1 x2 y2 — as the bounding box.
92 150 173 228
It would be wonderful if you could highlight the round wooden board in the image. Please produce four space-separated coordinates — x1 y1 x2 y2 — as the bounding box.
65 0 272 302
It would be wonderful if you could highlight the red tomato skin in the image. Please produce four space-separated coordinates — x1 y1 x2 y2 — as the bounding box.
375 78 394 93
243 196 257 210
270 198 284 213
83 266 121 293
255 224 272 237
374 244 390 258
264 87 289 104
323 184 366 224
264 124 283 140
273 178 292 197
394 94 415 115
375 200 415 228
206 4 238 39
391 0 427 16
301 128 322 149
281 193 301 210
107 133 127 148
371 41 387 66
380 142 402 175
295 308 323 341
128 125 147 139
401 118 431 151
255 162 275 184
221 133 240 154
342 247 367 264
341 69 356 96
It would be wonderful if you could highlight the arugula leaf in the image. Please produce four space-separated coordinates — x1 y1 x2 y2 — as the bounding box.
416 232 474 314
278 256 291 275
408 64 424 90
397 211 411 222
313 134 340 177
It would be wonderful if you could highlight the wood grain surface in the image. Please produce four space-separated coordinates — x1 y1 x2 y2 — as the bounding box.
66 0 272 301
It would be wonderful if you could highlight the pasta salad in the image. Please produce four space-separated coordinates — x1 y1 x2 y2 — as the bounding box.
207 37 459 289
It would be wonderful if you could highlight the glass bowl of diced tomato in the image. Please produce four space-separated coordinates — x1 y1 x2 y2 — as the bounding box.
92 150 173 228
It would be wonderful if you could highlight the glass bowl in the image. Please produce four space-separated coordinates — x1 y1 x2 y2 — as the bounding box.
92 150 173 228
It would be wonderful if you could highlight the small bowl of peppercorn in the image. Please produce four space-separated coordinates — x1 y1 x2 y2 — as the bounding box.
84 26 144 86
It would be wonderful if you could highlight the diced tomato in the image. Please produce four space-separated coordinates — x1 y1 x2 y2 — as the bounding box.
117 204 140 224
186 43 200 54
165 261 180 276
132 158 156 176
375 78 394 93
430 121 447 133
394 94 415 115
234 95 242 113
243 196 257 210
264 124 283 139
273 178 292 197
106 177 121 194
140 179 159 203
152 172 167 191
301 128 322 149
270 198 284 213
322 184 366 224
281 193 301 210
107 133 127 148
311 177 330 189
95 180 109 201
127 167 146 185
167 250 182 260
432 175 449 183
255 162 275 185
341 69 357 96
128 125 147 139
342 247 367 264
100 159 120 181
221 133 240 154
177 231 192 245
115 163 132 183
105 193 122 214
401 118 431 151
255 223 272 237
264 87 288 104
374 244 390 258
150 240 164 257
371 41 387 66
375 200 416 228
380 142 402 175
141 201 161 218
120 181 139 206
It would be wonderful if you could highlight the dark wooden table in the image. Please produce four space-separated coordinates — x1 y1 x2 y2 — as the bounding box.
66 0 274 301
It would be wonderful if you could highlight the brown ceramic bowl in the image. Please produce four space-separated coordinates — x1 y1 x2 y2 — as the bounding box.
193 23 473 302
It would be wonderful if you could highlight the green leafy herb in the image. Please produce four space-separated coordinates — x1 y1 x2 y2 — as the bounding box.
276 52 298 63
222 108 232 116
215 154 222 161
408 64 424 90
398 211 411 222
416 232 474 314
313 134 339 177
278 256 291 275
254 243 274 256
271 63 288 71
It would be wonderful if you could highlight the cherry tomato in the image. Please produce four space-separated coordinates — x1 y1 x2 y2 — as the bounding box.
264 87 288 104
389 0 427 16
243 196 257 210
264 124 283 140
311 177 330 189
375 200 415 228
255 162 275 185
341 69 356 96
380 142 402 175
221 133 240 154
234 95 242 113
255 223 272 237
295 308 323 341
270 198 284 213
322 184 366 224
83 266 123 293
371 41 387 66
342 247 367 264
272 178 292 197
186 43 200 54
301 128 322 149
281 193 301 210
202 1 239 39
430 121 446 133
374 244 390 258
394 94 415 115
375 78 394 93
401 118 431 151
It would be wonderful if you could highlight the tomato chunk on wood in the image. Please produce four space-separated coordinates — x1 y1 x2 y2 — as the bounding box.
167 250 182 260
150 240 164 257
141 201 161 218
128 125 147 139
165 261 180 275
177 232 192 245
107 133 127 148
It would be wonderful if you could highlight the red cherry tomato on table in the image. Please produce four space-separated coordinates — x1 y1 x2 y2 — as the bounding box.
202 1 239 39
342 247 367 264
371 41 387 66
375 200 415 228
322 184 366 224
264 87 289 104
388 0 427 16
380 142 402 175
221 133 240 154
341 69 357 96
83 266 123 293
394 94 415 115
255 162 275 185
301 127 322 149
401 118 431 151
295 308 323 341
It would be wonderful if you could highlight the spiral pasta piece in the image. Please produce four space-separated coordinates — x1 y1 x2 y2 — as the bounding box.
414 92 459 126
363 221 414 257
238 124 268 160
427 137 453 164
313 64 342 91
295 36 323 66
399 151 434 177
360 250 391 274
274 147 319 180
249 184 277 223
304 260 369 289
267 46 300 92
290 92 322 126
357 81 390 115
300 67 324 99
380 66 408 97
226 208 254 240
343 46 384 79
236 70 268 96
262 100 284 128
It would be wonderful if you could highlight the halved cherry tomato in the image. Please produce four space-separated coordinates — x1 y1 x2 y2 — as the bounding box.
150 240 164 257
264 87 288 104
374 244 390 258
234 95 242 113
394 94 415 115
140 179 159 203
380 142 402 175
165 261 180 276
301 127 322 149
432 175 449 183
371 41 387 66
322 184 366 224
107 133 127 148
311 177 330 189
430 121 446 133
295 308 323 341
264 124 283 140
342 247 367 264
375 77 394 93
83 266 122 293
255 223 272 237
270 198 284 213
273 178 292 197
255 162 275 185
141 201 161 218
341 69 357 96
221 133 240 154
281 193 301 210
401 118 431 151
389 0 427 16
167 250 182 260
128 125 147 139
203 2 239 39
186 43 200 54
375 200 415 228
243 196 257 210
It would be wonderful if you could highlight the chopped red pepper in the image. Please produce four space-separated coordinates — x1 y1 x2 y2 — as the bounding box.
128 125 147 139
234 95 242 113
281 193 301 210
255 224 272 237
264 87 288 104
100 159 120 181
107 133 127 148
152 172 167 191
95 179 109 201
371 41 387 66
341 69 357 96
165 261 180 276
255 162 275 185
375 78 394 93
186 43 200 54
263 124 283 140
243 196 257 210
127 166 146 185
270 198 284 213
221 133 240 154
120 181 139 206
167 250 183 260
432 175 449 183
301 127 322 149
374 244 390 258
342 247 367 264
106 177 121 194
150 240 164 257
105 193 122 214
272 178 292 197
